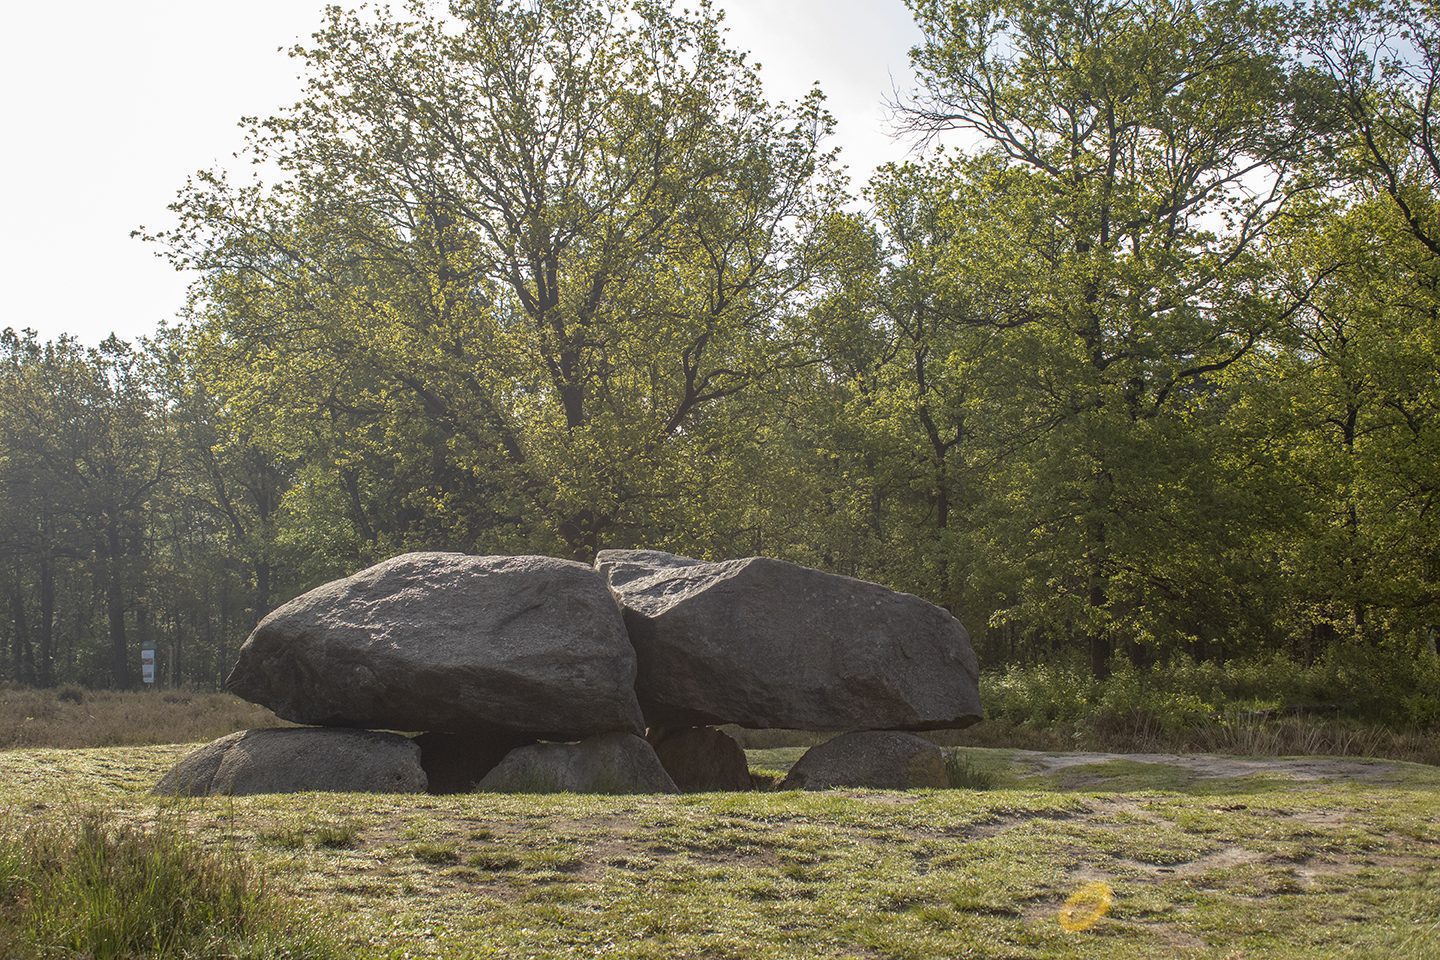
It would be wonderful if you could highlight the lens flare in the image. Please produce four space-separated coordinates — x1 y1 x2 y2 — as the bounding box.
1057 880 1114 933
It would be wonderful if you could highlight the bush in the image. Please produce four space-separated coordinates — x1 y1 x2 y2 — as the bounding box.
967 647 1440 763
1310 642 1440 726
982 662 1096 727
0 808 339 960
984 648 1440 732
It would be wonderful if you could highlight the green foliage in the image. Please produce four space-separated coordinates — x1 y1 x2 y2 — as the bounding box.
890 0 1311 668
0 808 336 960
983 649 1440 739
984 663 1098 729
149 0 844 565
4 0 1440 698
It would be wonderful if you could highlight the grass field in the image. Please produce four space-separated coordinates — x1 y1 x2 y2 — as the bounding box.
0 687 284 750
2 742 1437 959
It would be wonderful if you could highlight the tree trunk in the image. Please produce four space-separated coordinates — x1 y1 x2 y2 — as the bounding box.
216 601 230 689
254 558 272 625
10 578 34 686
557 508 606 563
340 467 377 545
1339 398 1372 642
1088 576 1112 679
1086 502 1112 679
169 608 182 688
558 378 585 432
37 553 54 687
106 523 130 689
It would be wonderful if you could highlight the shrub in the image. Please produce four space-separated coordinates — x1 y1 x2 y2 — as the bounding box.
1311 642 1440 726
982 662 1095 727
961 647 1440 763
981 648 1440 733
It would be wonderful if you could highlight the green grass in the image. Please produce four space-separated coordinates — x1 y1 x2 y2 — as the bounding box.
259 819 362 851
944 749 1008 789
408 841 462 865
1 743 1437 959
0 806 338 959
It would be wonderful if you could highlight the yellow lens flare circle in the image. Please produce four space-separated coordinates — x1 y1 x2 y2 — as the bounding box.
1057 880 1114 933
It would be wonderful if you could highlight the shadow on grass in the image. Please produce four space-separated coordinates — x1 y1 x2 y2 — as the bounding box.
1014 760 1298 795
748 745 1440 797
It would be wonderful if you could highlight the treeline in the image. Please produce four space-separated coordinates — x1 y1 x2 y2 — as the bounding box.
3 0 1439 689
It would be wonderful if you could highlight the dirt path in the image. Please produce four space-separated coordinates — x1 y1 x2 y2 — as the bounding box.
1009 748 1403 782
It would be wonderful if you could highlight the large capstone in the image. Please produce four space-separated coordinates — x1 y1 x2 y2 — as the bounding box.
226 553 645 740
476 733 678 794
596 550 982 732
152 728 426 796
779 731 949 791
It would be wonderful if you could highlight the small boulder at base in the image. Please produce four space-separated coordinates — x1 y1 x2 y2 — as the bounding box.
649 726 753 792
414 732 527 794
153 728 426 796
477 733 678 794
780 731 948 791
226 552 645 740
597 551 982 732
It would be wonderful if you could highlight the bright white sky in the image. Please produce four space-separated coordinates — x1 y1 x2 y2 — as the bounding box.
0 0 929 345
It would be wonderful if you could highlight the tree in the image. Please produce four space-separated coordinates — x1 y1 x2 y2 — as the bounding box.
1254 196 1440 647
0 332 172 687
150 0 844 561
898 0 1313 671
1306 0 1440 255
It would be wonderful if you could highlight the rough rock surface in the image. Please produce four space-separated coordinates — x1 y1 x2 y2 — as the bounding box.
649 726 753 792
780 731 949 791
596 551 982 731
476 733 678 794
227 553 644 739
414 732 527 794
153 728 426 796
595 549 705 590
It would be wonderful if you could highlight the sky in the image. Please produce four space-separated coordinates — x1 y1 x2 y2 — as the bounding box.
0 0 930 346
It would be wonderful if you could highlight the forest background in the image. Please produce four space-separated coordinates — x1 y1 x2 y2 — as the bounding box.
3 0 1439 741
